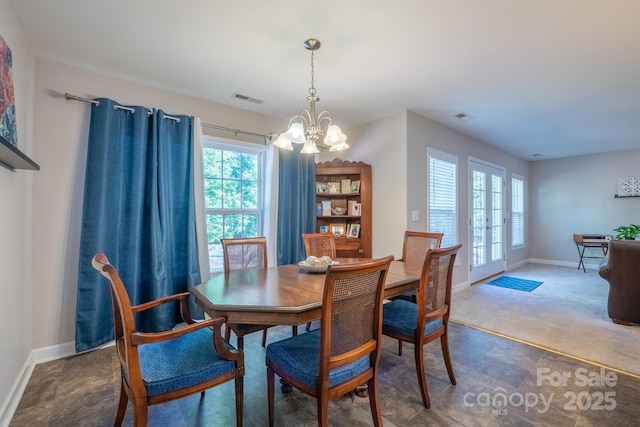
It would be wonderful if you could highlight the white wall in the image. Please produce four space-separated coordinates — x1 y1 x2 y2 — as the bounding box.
406 111 529 285
332 110 530 287
31 59 283 350
0 0 35 421
322 111 409 261
529 148 640 264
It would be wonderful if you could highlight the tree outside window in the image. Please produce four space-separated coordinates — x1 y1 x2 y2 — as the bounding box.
202 141 264 272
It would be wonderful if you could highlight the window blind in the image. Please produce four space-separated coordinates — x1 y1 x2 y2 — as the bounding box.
429 150 457 248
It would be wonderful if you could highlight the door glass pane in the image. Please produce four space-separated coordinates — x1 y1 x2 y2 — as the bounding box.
491 174 503 261
472 170 485 266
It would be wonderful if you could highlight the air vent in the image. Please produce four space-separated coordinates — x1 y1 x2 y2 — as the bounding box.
232 92 265 105
454 112 475 121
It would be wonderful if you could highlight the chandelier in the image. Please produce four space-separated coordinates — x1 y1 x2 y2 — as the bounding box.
273 39 349 154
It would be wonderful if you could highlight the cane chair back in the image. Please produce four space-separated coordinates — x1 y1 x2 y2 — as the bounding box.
222 237 268 272
402 231 443 265
302 232 337 259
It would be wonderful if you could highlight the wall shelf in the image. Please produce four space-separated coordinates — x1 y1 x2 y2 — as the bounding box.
614 195 640 198
0 135 39 171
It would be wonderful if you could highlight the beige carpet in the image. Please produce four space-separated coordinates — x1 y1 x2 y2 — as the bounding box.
450 263 640 377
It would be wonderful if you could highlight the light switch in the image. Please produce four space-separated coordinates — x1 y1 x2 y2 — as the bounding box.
412 210 419 222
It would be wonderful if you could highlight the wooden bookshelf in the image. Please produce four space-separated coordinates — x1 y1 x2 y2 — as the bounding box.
315 159 371 258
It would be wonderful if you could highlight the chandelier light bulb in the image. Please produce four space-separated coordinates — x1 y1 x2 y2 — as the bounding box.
273 133 293 150
323 125 346 145
283 122 306 144
300 140 320 154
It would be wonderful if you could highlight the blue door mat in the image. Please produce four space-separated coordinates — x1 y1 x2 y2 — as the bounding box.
486 276 543 292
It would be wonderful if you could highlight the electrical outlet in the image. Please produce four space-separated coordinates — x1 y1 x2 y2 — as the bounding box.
412 210 419 222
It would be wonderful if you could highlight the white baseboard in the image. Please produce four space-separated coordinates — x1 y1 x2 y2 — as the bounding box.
452 280 470 293
31 341 77 364
0 356 34 427
528 257 601 270
507 259 529 271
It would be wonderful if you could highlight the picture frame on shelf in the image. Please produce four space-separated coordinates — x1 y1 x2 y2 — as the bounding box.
341 179 351 194
319 225 329 233
321 200 332 216
327 181 341 194
316 182 329 194
350 180 361 193
330 223 347 237
347 224 361 238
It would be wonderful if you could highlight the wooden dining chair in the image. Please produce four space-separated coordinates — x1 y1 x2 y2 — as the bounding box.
382 244 461 409
302 232 337 259
301 232 338 332
266 255 394 427
401 231 443 265
394 231 444 354
91 252 244 427
222 237 273 349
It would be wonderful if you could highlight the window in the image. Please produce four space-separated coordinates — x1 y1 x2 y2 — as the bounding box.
428 149 457 247
202 139 265 272
511 174 525 248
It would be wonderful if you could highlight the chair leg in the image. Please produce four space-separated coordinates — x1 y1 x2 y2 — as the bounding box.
292 325 298 336
235 375 244 427
114 378 128 427
132 400 147 427
440 331 457 385
318 391 329 427
237 335 244 351
398 339 403 356
267 366 275 427
262 329 268 347
414 340 431 408
306 321 312 331
367 376 383 427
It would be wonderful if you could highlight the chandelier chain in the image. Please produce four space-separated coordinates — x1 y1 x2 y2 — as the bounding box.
309 50 316 96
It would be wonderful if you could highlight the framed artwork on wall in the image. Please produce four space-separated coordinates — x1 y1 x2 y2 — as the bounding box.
0 35 18 147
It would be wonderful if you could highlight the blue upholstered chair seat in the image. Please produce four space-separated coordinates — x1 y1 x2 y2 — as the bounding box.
390 291 417 303
265 329 369 389
137 328 237 396
382 299 443 337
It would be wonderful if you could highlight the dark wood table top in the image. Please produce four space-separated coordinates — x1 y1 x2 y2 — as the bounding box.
189 259 421 326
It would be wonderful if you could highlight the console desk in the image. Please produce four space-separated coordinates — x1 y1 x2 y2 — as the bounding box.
573 234 612 272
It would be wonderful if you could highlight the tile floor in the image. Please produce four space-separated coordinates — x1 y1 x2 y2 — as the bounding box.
10 322 640 426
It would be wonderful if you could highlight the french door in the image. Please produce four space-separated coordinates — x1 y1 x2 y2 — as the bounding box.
469 160 505 283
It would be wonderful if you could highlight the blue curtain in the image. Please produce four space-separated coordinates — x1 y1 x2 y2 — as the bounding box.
277 145 316 265
75 98 201 352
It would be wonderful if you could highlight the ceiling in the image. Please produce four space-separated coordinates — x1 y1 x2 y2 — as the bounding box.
10 0 640 160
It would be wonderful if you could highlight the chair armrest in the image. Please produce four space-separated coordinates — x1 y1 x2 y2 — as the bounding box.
130 316 242 361
131 292 190 313
131 292 197 324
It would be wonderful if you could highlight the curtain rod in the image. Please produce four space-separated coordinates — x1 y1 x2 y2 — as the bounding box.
64 92 270 138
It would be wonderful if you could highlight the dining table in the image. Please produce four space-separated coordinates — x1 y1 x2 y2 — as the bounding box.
189 259 422 328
